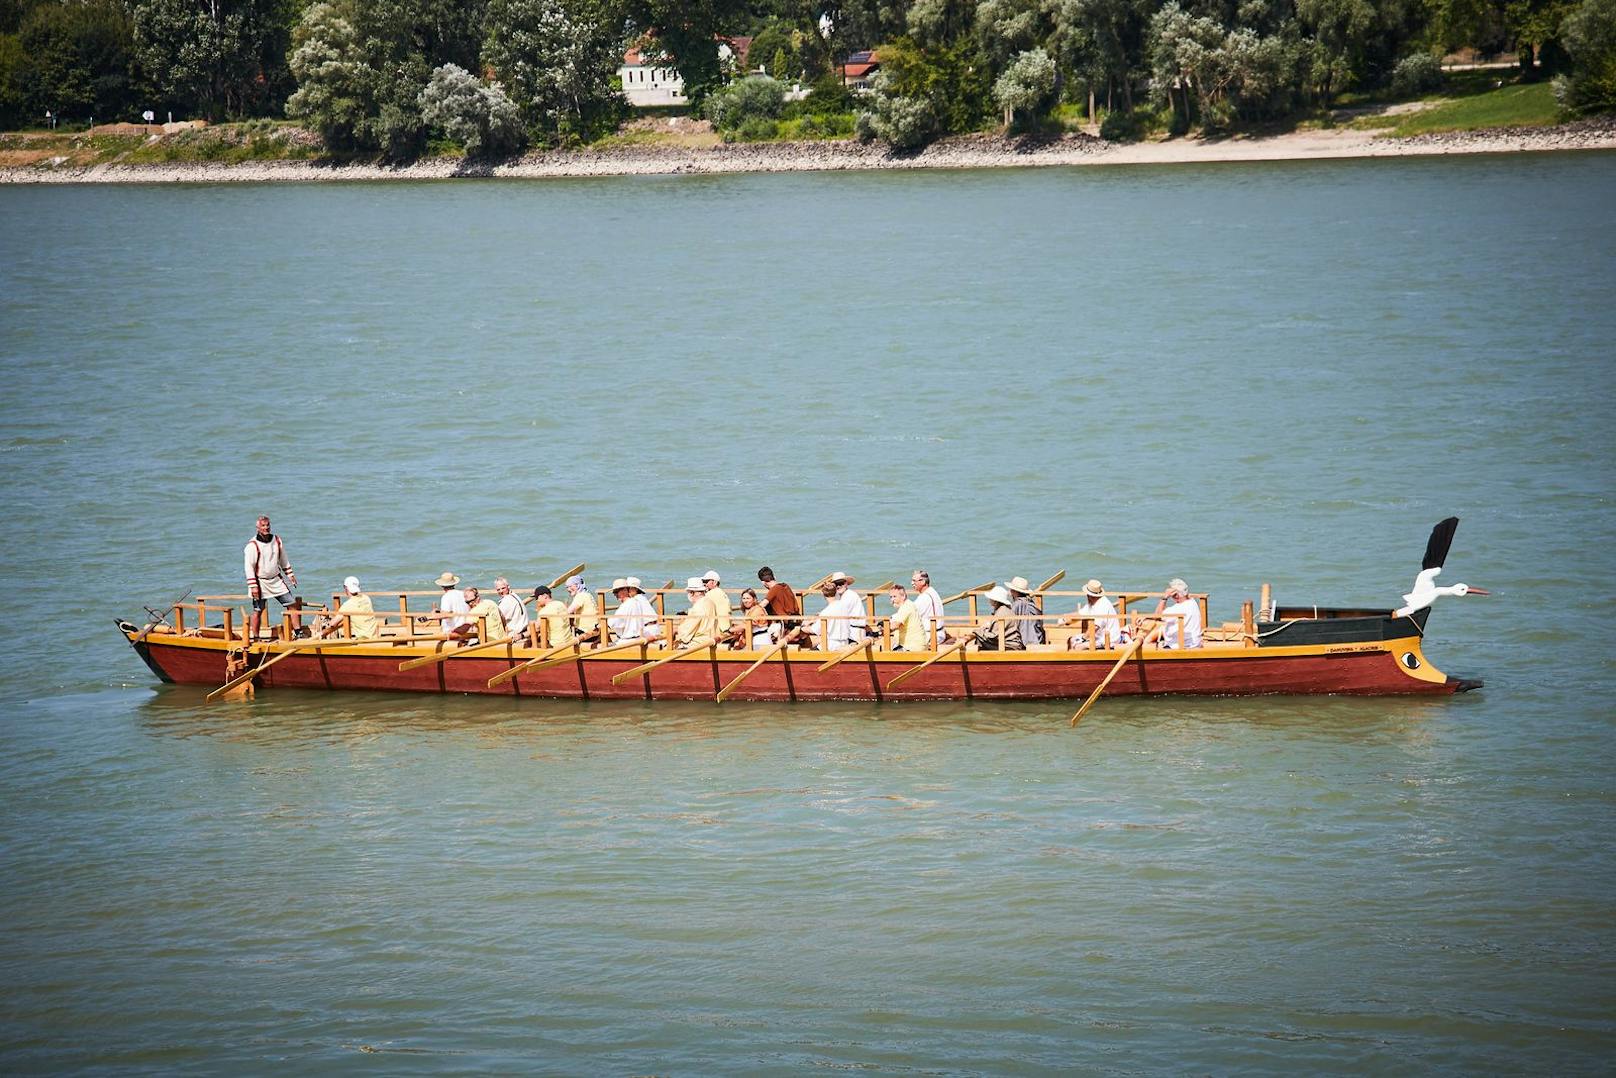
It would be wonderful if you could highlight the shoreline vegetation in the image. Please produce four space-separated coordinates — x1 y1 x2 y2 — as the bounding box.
3 113 1612 183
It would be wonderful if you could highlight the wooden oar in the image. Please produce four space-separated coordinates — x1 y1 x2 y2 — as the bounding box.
397 633 516 671
716 638 789 702
487 638 581 688
1036 570 1065 594
207 647 297 700
1070 625 1163 726
611 641 714 685
887 637 970 689
816 638 873 673
550 563 585 588
940 581 993 605
253 634 438 653
508 636 647 676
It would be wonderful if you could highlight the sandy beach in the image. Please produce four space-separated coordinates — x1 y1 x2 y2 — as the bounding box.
3 116 1612 183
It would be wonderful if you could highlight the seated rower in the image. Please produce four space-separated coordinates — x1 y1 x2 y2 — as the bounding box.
564 575 601 647
1063 578 1123 650
702 571 732 640
971 585 1025 651
759 566 811 647
1155 578 1204 649
911 570 950 646
494 577 528 643
1005 576 1047 646
326 575 380 639
419 585 507 644
820 573 866 650
887 583 926 652
731 588 772 650
675 577 718 648
608 577 661 643
530 585 570 648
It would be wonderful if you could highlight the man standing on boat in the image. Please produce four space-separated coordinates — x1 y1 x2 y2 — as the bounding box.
1155 579 1204 649
244 515 303 640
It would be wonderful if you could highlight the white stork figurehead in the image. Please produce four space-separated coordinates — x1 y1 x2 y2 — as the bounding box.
1392 517 1489 618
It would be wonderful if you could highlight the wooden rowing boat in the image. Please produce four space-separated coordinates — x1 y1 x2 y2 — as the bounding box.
116 521 1484 703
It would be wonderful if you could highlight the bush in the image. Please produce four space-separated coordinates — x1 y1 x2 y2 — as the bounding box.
1555 0 1616 113
803 71 854 115
1390 52 1444 97
732 115 778 140
856 89 940 151
993 47 1057 127
1099 108 1140 141
418 63 526 157
704 75 786 130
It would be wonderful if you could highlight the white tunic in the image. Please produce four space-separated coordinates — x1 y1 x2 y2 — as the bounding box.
437 588 470 634
913 586 945 644
1160 598 1203 649
608 594 660 641
243 536 292 597
497 593 529 639
1072 595 1123 648
820 592 865 650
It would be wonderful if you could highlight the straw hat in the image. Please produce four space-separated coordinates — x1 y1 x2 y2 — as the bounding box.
1168 578 1189 594
984 585 1013 608
830 571 855 585
1006 576 1031 595
1084 578 1104 598
434 572 460 587
685 576 706 591
611 578 631 592
625 576 644 593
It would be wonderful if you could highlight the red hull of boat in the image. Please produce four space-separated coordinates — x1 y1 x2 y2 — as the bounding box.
129 634 1463 700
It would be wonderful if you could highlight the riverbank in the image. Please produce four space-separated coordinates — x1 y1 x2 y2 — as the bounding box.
3 116 1613 183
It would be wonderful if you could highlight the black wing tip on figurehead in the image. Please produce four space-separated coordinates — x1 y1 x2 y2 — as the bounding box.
1422 517 1461 571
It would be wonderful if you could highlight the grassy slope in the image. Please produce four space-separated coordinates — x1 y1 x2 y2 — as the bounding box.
1349 75 1560 137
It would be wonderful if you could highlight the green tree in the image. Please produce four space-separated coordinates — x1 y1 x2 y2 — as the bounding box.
1553 0 1616 109
616 0 749 103
1296 0 1376 103
483 0 623 143
16 0 136 122
131 0 293 119
419 61 526 153
992 44 1055 123
704 71 786 127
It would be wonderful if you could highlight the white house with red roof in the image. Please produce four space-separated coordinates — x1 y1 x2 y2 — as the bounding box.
618 37 754 108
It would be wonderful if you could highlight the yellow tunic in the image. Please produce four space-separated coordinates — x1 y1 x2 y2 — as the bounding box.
891 599 925 651
338 593 379 639
567 591 599 636
467 597 508 642
707 587 732 633
537 599 570 647
676 592 718 647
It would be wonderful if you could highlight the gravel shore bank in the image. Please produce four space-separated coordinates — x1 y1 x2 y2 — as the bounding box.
4 117 1612 183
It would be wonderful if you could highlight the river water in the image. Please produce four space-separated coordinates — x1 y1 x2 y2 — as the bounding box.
2 154 1614 1072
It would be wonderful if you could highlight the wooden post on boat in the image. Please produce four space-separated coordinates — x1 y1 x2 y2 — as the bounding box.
1242 600 1256 643
1259 583 1272 621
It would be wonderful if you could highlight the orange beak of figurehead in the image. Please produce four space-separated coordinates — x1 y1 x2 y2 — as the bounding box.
1467 587 1490 596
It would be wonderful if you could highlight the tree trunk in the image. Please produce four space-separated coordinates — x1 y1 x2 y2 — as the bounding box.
1518 43 1536 80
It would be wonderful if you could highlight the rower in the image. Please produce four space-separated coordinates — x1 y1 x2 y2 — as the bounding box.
564 575 601 648
530 585 569 648
971 585 1024 651
429 572 470 636
820 572 865 649
334 575 379 639
702 571 731 639
608 577 660 643
1005 576 1047 646
887 583 926 651
735 588 772 650
911 570 949 646
758 566 807 646
1062 578 1122 649
494 577 528 642
675 577 718 648
1155 578 1204 649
